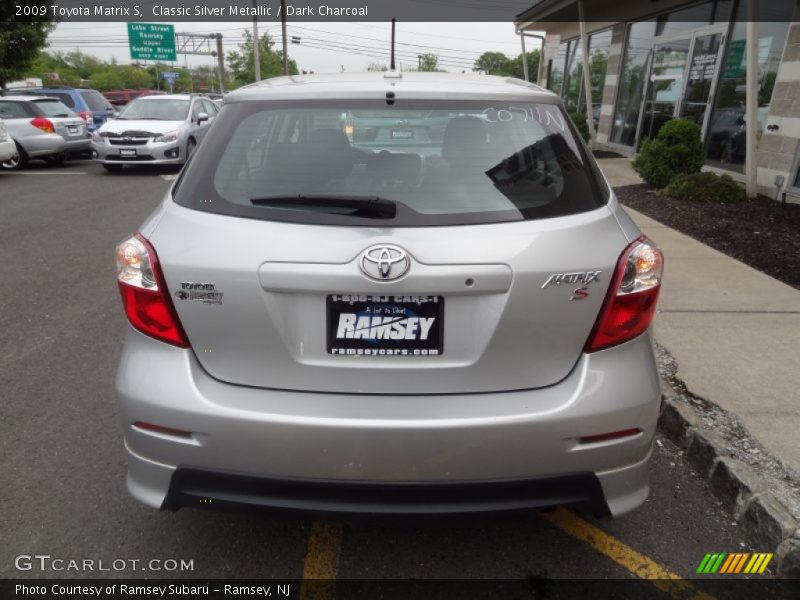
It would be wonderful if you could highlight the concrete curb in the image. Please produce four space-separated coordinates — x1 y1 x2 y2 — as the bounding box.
658 380 800 578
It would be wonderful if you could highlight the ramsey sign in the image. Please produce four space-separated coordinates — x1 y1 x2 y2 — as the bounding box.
127 23 176 62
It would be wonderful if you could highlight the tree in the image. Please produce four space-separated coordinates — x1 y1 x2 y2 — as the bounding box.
366 62 388 72
0 1 55 92
473 50 540 81
227 30 298 87
473 52 514 75
417 53 439 72
90 69 125 91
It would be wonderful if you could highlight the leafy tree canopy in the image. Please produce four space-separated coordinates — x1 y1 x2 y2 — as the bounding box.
0 0 55 91
227 29 299 87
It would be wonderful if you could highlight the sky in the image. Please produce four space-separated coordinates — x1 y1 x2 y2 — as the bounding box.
49 22 538 74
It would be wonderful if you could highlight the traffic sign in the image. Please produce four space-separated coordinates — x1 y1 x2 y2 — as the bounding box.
127 23 176 62
162 72 180 85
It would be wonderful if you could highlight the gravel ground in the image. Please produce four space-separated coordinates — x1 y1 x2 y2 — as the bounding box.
655 342 800 519
616 184 800 290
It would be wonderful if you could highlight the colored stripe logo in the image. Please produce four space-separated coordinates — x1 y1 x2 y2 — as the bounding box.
696 552 773 574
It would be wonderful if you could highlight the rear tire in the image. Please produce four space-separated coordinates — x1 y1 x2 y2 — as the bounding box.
102 163 124 172
1 142 27 170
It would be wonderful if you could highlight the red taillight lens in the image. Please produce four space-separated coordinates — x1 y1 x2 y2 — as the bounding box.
77 111 94 125
584 236 663 353
30 117 55 133
116 233 189 348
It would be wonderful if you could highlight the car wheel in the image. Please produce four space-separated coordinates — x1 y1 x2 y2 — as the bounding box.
102 163 124 172
186 139 197 161
1 142 27 170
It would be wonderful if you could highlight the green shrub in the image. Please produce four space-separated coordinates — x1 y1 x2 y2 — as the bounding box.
632 118 704 187
569 112 591 144
662 171 746 203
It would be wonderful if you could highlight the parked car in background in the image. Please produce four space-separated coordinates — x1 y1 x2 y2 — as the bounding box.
0 96 90 170
0 121 16 164
7 86 117 132
103 89 167 108
114 73 664 517
92 93 218 171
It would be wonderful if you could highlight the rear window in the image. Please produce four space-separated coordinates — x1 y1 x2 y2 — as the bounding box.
42 91 75 108
174 100 608 227
32 99 74 118
0 100 32 118
80 89 115 111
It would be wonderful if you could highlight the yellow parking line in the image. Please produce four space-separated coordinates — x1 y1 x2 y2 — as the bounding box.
299 519 343 600
540 508 716 600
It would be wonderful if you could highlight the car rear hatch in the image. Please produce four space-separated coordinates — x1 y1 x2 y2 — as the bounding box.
150 206 628 394
79 89 117 126
29 99 86 140
148 92 633 395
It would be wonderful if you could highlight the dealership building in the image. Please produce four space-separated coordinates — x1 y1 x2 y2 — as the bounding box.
516 0 800 199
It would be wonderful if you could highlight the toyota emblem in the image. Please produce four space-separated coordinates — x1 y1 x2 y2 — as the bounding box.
359 245 410 281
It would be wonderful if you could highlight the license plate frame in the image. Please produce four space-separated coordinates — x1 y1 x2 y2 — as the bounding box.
67 125 79 134
326 294 444 357
119 148 137 157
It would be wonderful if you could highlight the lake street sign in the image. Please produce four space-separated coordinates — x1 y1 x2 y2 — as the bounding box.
127 23 176 62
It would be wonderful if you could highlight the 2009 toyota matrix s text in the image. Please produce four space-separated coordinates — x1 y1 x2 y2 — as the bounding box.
114 72 663 517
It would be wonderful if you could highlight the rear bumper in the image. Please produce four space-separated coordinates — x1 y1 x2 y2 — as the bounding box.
162 466 613 515
63 137 91 155
117 328 660 517
18 134 66 158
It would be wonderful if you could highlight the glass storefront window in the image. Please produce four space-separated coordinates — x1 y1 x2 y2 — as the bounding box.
610 20 657 146
705 0 791 171
563 40 584 112
587 29 612 127
547 42 568 95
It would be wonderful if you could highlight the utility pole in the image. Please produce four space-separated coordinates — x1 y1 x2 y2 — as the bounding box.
216 33 225 93
281 0 288 75
252 0 261 81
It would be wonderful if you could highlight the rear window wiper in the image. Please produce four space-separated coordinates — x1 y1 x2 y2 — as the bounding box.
250 194 397 219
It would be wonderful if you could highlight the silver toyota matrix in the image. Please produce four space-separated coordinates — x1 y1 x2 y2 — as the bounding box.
114 72 663 517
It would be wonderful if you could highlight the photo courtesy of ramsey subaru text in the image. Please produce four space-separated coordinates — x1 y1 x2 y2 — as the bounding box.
114 72 664 517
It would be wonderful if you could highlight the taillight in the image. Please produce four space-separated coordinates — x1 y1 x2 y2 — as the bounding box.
584 236 663 353
77 111 94 125
115 233 189 348
30 117 55 133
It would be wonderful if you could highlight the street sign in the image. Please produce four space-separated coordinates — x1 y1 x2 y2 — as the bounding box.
161 72 180 85
127 23 176 62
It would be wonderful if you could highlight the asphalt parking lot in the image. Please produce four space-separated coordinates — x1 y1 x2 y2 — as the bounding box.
0 159 791 596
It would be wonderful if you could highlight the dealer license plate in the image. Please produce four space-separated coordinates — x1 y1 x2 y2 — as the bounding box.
327 294 443 356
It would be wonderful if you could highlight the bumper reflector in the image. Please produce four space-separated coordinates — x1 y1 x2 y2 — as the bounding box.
579 428 642 444
133 421 192 438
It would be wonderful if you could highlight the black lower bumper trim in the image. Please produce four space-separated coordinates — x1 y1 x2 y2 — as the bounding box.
163 469 611 516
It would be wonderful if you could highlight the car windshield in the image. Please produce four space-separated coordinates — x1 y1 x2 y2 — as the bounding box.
117 98 189 121
33 99 74 118
174 100 607 227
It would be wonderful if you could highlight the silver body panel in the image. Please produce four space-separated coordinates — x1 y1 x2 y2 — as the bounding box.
0 138 15 161
117 326 659 516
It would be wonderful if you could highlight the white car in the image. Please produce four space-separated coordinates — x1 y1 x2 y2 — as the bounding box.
0 121 18 164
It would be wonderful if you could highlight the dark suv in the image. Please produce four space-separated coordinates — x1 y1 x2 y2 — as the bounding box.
7 87 117 132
